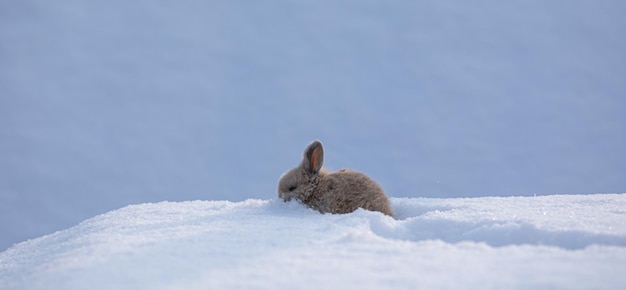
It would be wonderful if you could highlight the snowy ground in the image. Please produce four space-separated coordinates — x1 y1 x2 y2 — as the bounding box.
2 1 625 251
1 194 625 289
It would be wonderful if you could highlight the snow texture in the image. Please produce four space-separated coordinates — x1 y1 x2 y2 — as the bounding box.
1 194 625 289
1 1 625 251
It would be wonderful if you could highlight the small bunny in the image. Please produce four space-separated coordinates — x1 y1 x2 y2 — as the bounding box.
278 140 393 216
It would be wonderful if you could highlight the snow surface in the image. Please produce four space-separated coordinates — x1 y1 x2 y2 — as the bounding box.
1 194 625 289
2 0 626 251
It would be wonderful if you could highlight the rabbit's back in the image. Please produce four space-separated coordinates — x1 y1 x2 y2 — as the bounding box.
316 170 393 216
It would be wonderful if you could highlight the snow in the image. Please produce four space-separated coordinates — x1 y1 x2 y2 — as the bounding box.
1 194 625 289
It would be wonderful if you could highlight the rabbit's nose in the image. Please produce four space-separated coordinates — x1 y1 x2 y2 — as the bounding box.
279 192 290 201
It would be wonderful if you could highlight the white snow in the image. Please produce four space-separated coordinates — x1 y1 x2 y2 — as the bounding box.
1 194 625 289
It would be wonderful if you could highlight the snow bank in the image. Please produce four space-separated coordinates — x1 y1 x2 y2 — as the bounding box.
1 194 625 289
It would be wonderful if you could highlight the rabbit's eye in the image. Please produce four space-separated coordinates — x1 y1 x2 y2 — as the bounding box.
288 185 297 192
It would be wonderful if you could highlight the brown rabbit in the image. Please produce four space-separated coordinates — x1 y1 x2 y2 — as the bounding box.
278 140 393 216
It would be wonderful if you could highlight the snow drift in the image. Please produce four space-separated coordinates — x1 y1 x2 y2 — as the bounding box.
1 194 625 289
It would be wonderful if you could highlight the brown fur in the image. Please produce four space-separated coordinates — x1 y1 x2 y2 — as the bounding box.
278 140 393 216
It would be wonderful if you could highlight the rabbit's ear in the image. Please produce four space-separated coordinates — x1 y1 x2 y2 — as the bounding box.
302 140 324 174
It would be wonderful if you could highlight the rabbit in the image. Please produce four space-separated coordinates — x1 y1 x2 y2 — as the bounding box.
278 140 393 216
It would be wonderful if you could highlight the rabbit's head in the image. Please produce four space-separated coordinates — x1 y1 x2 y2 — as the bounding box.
278 140 324 202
